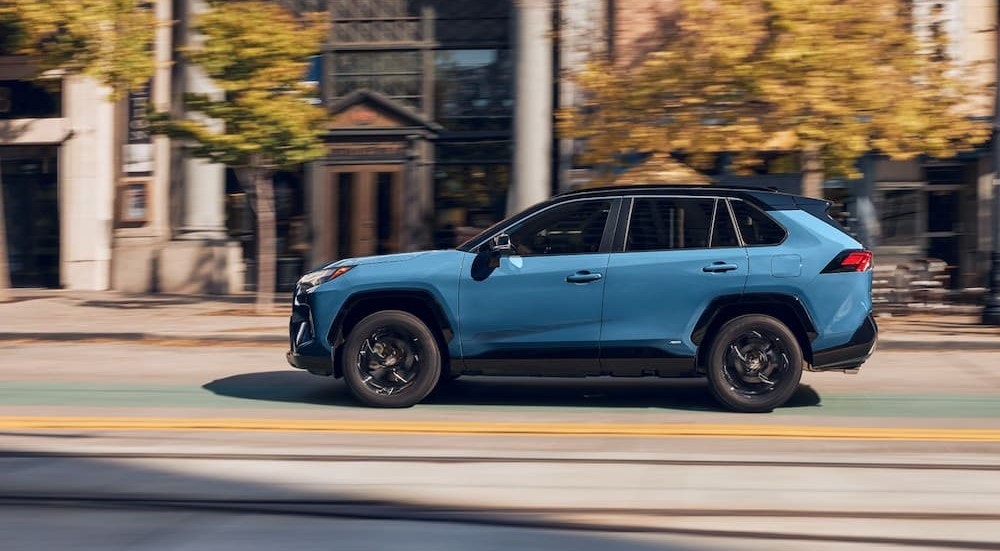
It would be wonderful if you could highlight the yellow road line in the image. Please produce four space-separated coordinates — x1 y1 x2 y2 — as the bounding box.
1 416 999 441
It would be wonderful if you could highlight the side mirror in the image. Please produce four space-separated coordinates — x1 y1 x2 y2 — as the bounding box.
486 233 514 269
489 233 514 255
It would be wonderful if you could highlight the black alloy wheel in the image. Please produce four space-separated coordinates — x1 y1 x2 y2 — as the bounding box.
341 310 441 408
706 314 803 413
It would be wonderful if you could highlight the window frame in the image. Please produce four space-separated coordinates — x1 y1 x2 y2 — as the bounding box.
472 197 623 257
614 195 746 253
712 198 742 249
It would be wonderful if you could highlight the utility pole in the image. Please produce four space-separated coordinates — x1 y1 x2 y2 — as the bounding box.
983 16 1000 325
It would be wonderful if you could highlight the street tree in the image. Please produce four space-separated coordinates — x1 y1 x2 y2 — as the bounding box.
0 0 155 302
559 0 990 197
153 0 327 313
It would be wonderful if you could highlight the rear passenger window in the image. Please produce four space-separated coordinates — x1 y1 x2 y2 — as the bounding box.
626 198 715 251
730 201 786 246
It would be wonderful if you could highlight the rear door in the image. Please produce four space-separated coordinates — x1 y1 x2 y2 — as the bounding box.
600 196 748 374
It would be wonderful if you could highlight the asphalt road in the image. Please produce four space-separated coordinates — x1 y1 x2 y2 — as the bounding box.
1 342 999 551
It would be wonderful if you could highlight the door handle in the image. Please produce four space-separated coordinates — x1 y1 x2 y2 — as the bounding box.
702 262 739 273
566 271 603 283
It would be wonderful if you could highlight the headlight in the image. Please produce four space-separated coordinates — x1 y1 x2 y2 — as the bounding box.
297 266 353 290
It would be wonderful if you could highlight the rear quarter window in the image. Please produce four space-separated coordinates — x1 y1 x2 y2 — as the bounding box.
730 201 786 246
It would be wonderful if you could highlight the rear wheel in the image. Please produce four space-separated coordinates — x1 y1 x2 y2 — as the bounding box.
706 314 803 413
341 310 441 408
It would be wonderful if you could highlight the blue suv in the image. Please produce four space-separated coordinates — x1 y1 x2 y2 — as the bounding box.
287 186 877 412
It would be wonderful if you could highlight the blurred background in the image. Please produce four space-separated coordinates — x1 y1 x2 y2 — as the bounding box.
0 0 997 310
2 3 1000 550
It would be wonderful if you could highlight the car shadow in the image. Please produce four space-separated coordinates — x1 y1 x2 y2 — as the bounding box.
203 371 350 406
203 371 822 411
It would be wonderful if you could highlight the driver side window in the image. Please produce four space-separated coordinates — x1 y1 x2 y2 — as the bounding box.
507 200 612 256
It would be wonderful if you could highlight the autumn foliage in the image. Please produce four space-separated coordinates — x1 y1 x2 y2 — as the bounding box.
153 0 328 313
2 0 155 97
559 0 990 197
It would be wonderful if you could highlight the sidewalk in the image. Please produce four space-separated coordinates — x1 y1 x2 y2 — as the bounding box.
0 289 288 345
1 289 999 351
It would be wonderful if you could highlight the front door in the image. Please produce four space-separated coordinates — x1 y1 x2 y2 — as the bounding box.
458 198 618 375
320 166 402 261
925 186 961 288
1 151 60 288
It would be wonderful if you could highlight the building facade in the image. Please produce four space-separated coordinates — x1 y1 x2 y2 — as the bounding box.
304 0 515 271
1 0 997 294
303 0 608 269
0 0 569 293
0 0 244 294
0 59 120 291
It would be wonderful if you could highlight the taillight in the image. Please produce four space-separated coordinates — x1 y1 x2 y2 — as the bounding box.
822 250 873 273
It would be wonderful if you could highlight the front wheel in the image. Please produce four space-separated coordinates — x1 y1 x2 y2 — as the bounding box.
706 314 803 413
341 310 441 408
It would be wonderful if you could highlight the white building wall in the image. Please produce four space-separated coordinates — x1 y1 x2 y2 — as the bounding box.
60 76 116 290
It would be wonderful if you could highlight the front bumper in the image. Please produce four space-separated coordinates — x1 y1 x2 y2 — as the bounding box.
287 285 333 376
810 313 878 371
286 350 332 375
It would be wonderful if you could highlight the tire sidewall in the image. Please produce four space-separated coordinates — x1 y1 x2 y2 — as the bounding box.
341 310 441 408
706 314 803 413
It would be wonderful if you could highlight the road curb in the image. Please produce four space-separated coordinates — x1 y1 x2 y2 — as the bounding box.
876 339 1000 351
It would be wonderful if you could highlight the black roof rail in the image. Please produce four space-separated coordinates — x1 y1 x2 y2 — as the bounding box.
559 184 791 196
556 184 807 210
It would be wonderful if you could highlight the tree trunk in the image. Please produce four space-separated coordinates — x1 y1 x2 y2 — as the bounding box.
0 158 10 303
252 167 277 315
800 146 825 199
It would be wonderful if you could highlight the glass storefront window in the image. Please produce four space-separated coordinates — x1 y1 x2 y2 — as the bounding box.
429 0 511 46
331 51 422 109
878 189 921 246
926 189 959 233
434 148 510 248
330 0 421 43
332 0 415 20
434 49 513 130
0 80 61 119
226 169 307 292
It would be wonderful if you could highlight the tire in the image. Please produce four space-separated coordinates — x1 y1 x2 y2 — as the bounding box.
705 314 803 413
341 310 441 408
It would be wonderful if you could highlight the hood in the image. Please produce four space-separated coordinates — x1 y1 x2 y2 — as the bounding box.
327 251 439 268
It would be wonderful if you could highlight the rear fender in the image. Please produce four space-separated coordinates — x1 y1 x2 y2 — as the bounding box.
692 294 817 369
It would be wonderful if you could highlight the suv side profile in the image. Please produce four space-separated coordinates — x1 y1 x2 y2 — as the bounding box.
287 186 877 413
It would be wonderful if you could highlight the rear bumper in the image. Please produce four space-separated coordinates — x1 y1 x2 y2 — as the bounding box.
810 314 878 371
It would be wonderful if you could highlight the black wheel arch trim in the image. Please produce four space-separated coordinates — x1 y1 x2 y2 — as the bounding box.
327 289 455 346
692 293 819 366
325 289 455 378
